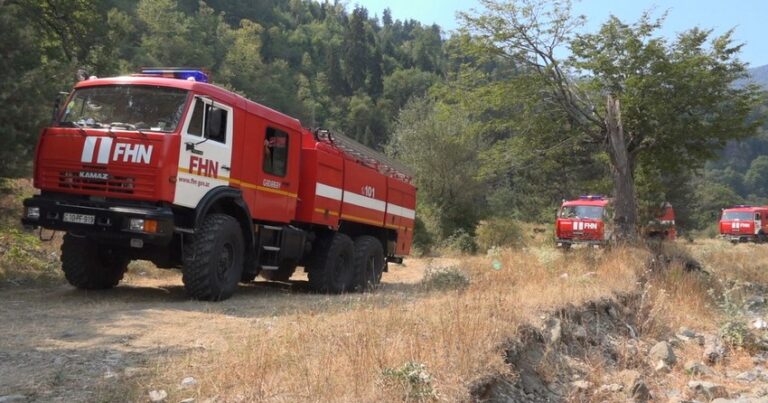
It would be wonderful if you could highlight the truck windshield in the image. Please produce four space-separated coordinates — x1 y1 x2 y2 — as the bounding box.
559 205 604 219
58 85 188 132
721 211 754 220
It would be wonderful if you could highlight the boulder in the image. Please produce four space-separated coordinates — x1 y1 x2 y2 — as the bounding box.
650 341 677 366
688 381 728 400
703 335 726 364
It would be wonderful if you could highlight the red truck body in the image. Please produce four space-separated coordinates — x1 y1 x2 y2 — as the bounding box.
23 70 415 300
719 205 768 243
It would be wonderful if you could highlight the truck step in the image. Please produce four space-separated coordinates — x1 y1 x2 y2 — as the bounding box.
262 246 280 252
261 265 279 271
262 225 283 231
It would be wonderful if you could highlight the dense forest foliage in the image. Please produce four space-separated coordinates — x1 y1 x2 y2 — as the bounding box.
1 0 766 249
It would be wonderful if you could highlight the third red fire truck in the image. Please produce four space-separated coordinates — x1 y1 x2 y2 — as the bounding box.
719 205 768 243
22 68 416 301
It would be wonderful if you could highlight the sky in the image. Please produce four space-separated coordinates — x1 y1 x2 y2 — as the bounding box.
350 0 768 68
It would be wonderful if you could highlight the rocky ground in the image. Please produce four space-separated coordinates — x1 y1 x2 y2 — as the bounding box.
473 248 768 403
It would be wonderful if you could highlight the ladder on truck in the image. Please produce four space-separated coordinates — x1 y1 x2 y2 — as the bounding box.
313 129 414 184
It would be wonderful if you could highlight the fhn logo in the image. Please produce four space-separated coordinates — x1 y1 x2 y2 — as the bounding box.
573 221 598 230
80 137 153 164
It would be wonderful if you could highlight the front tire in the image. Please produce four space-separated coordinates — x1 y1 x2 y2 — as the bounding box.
307 232 355 293
352 235 384 291
60 233 129 290
182 214 244 301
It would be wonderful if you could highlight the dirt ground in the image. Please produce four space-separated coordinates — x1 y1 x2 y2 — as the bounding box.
0 257 456 402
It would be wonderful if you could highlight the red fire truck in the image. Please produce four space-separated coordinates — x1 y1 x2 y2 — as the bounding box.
22 68 416 301
719 205 768 243
555 195 613 248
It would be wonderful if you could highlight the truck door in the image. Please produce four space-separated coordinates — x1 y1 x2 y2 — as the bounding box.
254 126 299 222
175 96 234 208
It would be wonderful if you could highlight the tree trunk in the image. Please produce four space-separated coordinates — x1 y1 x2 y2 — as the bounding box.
605 95 638 243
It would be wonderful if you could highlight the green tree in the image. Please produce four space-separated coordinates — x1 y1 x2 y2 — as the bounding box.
388 98 484 240
461 0 762 241
744 155 768 197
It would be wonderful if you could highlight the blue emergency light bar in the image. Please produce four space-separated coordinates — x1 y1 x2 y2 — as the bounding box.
140 68 210 83
579 195 605 200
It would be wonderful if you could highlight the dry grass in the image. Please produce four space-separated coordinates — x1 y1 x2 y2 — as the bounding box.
136 246 646 402
685 239 768 285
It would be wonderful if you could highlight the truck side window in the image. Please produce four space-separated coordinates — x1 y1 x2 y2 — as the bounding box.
187 99 204 136
757 213 761 221
263 127 288 177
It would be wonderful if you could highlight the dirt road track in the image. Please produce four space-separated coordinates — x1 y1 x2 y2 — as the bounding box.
0 257 455 402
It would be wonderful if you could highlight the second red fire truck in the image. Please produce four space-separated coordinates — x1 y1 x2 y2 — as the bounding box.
22 68 416 301
555 196 677 247
719 205 768 243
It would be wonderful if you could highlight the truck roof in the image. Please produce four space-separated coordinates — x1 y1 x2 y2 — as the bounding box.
562 199 609 207
722 205 768 213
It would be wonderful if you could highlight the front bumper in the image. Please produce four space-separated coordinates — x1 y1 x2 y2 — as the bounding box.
721 234 759 243
556 238 607 247
22 194 175 247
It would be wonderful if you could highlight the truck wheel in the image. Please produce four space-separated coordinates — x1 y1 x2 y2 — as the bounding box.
352 235 384 291
307 232 355 293
182 214 244 301
60 233 129 289
260 262 297 282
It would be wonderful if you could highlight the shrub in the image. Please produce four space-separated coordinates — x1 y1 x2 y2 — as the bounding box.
382 361 437 401
710 287 753 348
420 265 470 291
412 216 434 256
443 229 476 254
475 218 524 251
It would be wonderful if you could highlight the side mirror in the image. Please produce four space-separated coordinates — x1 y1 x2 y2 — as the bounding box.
51 92 69 125
205 108 225 142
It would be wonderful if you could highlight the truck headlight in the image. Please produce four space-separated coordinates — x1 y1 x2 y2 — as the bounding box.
129 218 158 233
26 207 40 219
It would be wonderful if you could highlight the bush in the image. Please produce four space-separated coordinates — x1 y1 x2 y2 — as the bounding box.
382 361 437 401
442 229 477 254
710 287 754 348
420 266 470 291
412 216 434 256
475 218 523 251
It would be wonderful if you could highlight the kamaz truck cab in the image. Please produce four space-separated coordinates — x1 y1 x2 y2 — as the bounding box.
555 195 613 248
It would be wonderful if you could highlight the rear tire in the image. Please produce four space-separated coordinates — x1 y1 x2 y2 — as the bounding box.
260 261 297 282
307 232 355 293
182 214 244 301
352 235 384 291
60 233 129 290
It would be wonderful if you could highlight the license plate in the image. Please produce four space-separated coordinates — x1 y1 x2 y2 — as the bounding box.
63 212 95 225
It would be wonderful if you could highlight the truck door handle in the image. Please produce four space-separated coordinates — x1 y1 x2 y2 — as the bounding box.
282 182 290 186
221 165 230 171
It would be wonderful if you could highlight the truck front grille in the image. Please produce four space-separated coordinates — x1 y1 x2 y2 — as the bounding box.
58 171 134 194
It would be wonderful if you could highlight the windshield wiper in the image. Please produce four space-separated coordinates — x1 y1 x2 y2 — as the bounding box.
67 121 87 136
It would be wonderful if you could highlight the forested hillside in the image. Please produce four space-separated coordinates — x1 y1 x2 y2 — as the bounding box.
1 0 765 248
1 0 444 172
